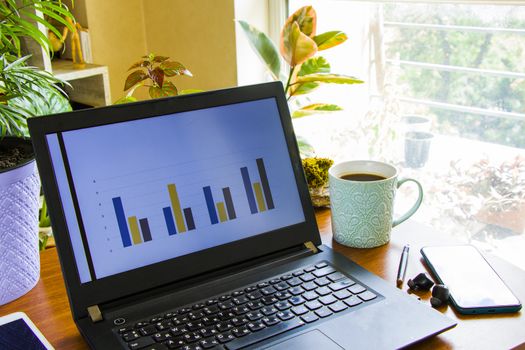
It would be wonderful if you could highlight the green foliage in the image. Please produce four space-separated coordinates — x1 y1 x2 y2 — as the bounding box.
302 157 334 188
122 53 193 100
238 21 281 80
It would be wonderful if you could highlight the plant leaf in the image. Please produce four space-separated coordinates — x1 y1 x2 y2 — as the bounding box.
296 135 316 158
237 20 281 80
280 21 317 66
128 60 148 70
149 86 166 99
180 89 205 95
124 70 148 91
284 6 317 38
153 55 169 63
114 96 138 104
298 56 330 76
295 73 364 85
161 81 178 96
159 61 192 77
292 103 343 118
292 82 320 96
150 67 164 87
313 31 348 51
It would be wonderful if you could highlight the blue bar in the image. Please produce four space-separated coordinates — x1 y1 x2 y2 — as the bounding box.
203 186 219 224
112 197 132 247
241 167 258 214
163 207 177 235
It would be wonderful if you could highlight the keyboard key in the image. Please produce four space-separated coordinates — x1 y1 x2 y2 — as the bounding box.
128 337 155 349
193 303 206 310
304 266 316 273
277 310 294 321
189 311 204 321
183 332 202 343
289 296 306 306
315 262 328 269
334 289 351 300
301 312 319 324
162 339 181 349
216 322 234 332
329 301 348 313
247 301 264 310
186 322 203 331
135 321 150 328
358 290 377 301
219 295 231 302
246 311 264 321
122 331 140 342
247 291 263 300
232 306 250 315
203 305 219 315
170 326 188 337
201 317 218 327
348 284 366 294
344 296 363 307
247 321 266 332
232 326 251 338
288 287 304 296
119 326 134 334
275 291 291 300
275 301 291 310
226 319 304 349
280 274 293 280
230 317 249 327
180 345 203 350
179 308 192 314
142 344 168 350
262 315 280 326
233 296 249 305
199 327 218 338
244 286 257 293
291 305 309 316
200 338 220 349
261 286 277 296
262 296 278 305
327 272 346 282
287 278 303 287
257 282 270 288
270 278 282 285
140 325 158 336
305 300 323 311
206 299 218 305
319 295 337 305
216 331 236 343
315 287 332 296
293 270 305 277
313 266 336 278
300 273 316 282
329 279 355 291
261 306 278 316
315 307 333 318
153 331 173 342
274 282 289 291
314 277 331 286
232 291 244 297
302 282 317 291
302 291 319 301
219 301 235 310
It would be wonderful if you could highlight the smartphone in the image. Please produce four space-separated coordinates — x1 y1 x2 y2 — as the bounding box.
0 312 54 350
421 245 522 315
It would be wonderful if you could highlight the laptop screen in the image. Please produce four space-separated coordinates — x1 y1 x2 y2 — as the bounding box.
45 98 305 284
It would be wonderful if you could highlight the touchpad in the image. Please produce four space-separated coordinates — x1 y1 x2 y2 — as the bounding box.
263 329 344 350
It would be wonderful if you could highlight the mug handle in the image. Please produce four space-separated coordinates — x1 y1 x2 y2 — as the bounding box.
392 178 423 227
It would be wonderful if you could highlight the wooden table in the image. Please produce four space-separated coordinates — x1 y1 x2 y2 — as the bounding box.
1 209 525 349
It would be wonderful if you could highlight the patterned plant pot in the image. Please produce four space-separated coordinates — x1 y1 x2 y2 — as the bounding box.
0 137 41 306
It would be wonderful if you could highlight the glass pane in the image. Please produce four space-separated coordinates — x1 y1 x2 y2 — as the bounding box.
288 0 525 270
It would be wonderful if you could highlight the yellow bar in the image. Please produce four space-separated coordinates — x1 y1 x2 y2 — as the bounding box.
216 202 228 222
168 184 187 233
128 216 142 245
253 182 267 212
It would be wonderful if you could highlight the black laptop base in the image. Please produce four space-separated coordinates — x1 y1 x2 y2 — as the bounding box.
77 245 455 350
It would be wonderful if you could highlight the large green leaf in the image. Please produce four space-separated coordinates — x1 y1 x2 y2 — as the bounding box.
292 103 343 118
298 56 330 76
284 6 317 38
280 21 317 67
313 31 347 51
237 20 281 80
295 73 364 85
292 82 320 96
124 70 148 91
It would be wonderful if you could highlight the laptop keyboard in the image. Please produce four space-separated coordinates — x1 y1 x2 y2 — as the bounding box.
116 261 380 350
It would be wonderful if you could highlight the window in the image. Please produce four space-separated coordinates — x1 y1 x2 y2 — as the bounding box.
287 0 525 269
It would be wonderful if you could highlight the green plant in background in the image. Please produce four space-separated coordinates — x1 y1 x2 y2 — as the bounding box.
302 157 334 189
116 53 197 104
0 0 75 250
238 6 363 119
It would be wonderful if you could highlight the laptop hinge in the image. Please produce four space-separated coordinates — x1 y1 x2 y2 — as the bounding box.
304 241 318 254
87 305 103 323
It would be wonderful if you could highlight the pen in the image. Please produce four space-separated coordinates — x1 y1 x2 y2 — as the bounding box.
396 245 410 287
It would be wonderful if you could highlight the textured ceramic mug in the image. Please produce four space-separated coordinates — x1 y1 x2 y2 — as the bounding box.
329 160 423 248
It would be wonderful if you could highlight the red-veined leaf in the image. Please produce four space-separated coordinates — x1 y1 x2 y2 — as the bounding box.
149 86 166 99
124 70 148 91
150 67 164 87
161 81 178 96
160 61 192 77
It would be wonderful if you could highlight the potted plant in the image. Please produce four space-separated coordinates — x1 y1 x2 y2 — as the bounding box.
0 0 74 305
238 6 363 205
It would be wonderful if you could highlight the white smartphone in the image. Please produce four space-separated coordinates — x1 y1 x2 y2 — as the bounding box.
0 312 54 350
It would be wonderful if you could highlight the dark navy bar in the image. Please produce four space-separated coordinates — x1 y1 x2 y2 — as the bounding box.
256 158 275 210
112 197 132 247
241 167 258 214
139 218 152 242
203 186 219 224
222 187 237 220
163 206 177 235
183 207 196 230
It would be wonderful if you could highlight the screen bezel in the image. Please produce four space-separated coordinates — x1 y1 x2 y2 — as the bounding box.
0 312 54 350
28 82 321 320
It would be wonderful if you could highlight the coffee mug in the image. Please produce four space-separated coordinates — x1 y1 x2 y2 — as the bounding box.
329 160 423 248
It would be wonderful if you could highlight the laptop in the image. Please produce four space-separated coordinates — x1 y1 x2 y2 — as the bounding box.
28 82 455 350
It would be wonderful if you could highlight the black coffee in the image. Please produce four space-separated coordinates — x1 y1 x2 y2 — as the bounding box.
340 173 386 182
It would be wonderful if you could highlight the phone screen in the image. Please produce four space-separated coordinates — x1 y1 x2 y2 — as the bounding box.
421 245 521 311
0 318 49 350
